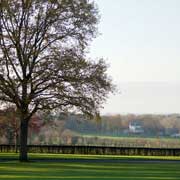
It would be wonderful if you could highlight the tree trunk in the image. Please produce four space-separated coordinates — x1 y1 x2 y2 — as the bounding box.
15 133 18 153
19 119 29 162
14 131 17 153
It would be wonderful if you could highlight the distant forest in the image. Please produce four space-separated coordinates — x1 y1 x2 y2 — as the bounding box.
0 107 180 147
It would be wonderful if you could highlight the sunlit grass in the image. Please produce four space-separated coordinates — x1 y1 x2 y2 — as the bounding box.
1 152 180 161
0 153 180 179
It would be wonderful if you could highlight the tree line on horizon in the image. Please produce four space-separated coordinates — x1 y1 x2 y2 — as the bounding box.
1 107 180 146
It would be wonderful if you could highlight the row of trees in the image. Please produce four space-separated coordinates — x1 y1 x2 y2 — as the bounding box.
1 109 180 146
62 113 180 137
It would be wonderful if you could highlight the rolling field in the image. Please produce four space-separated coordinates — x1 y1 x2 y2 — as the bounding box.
80 135 180 148
0 153 180 180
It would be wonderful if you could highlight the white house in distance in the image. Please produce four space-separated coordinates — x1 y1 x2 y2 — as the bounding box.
129 120 144 134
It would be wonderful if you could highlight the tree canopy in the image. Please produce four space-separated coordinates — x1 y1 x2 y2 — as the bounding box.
0 0 113 117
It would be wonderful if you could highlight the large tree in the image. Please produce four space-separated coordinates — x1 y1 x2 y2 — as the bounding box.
0 0 114 161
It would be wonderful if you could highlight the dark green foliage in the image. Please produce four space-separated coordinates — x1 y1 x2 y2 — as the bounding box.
1 145 180 156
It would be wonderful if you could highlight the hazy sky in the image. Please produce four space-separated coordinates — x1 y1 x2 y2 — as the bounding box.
89 0 180 114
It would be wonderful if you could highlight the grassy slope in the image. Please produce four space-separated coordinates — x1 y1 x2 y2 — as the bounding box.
0 153 180 179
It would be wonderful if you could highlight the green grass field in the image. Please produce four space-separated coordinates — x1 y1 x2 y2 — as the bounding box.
81 134 180 148
0 153 180 180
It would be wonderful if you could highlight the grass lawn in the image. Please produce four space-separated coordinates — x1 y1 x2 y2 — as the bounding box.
0 153 180 179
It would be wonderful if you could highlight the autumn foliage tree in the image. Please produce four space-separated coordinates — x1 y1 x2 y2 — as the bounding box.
0 0 114 161
0 106 43 152
0 107 19 146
